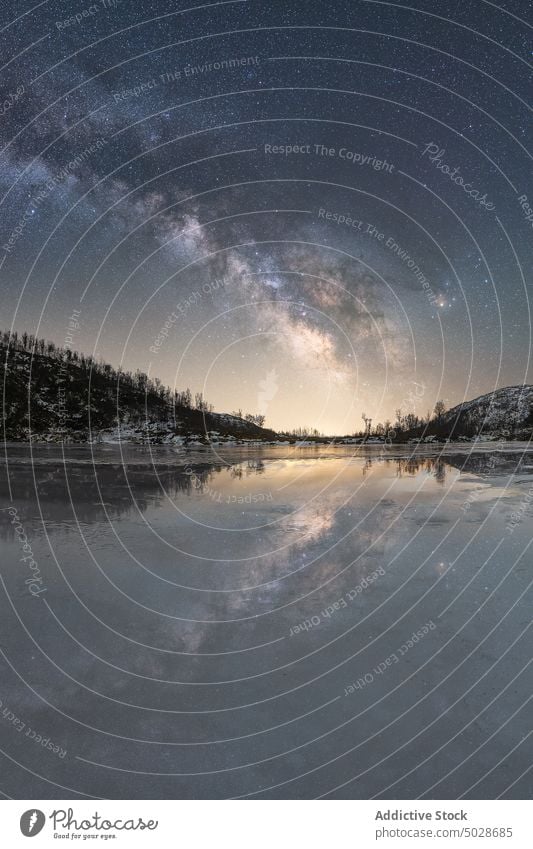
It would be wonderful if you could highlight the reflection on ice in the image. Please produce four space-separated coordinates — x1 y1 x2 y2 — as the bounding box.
0 444 531 799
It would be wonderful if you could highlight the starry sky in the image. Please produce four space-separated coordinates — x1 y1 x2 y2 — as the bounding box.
1 0 531 433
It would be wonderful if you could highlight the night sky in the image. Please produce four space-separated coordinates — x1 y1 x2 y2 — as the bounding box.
1 0 531 433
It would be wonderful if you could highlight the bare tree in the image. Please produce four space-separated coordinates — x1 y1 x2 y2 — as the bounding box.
361 412 372 436
434 400 446 422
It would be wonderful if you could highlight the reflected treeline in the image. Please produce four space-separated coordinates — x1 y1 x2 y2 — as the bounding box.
442 451 530 477
0 459 269 538
229 459 266 478
361 455 448 482
366 451 530 483
1 450 529 540
393 457 447 483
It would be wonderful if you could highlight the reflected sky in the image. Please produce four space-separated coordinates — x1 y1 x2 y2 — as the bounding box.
0 445 531 799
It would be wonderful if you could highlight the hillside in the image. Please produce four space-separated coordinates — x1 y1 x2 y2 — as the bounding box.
443 385 533 436
405 385 533 441
0 333 277 443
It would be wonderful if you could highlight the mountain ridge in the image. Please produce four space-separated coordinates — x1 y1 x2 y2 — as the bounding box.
440 384 533 437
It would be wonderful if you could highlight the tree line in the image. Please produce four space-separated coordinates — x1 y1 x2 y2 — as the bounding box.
358 400 447 439
1 330 269 426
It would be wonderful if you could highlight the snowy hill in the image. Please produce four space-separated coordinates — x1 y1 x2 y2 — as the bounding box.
442 385 533 436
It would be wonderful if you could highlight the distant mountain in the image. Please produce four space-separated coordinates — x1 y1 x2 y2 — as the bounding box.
441 385 533 437
404 385 533 441
0 332 277 443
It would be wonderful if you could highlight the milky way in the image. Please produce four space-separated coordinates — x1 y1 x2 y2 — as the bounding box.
1 0 531 431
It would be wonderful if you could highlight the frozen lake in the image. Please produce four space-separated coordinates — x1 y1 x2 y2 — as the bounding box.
0 443 531 798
